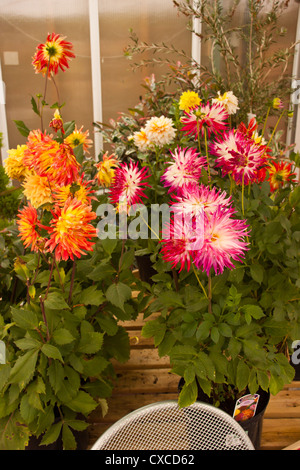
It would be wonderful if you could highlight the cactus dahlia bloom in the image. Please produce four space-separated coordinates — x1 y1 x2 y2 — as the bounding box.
210 129 239 165
161 147 207 193
24 134 80 187
109 161 150 212
160 219 198 273
23 130 60 176
267 161 296 192
64 125 93 153
171 184 232 218
181 102 228 139
160 205 250 275
53 176 95 206
17 204 44 252
32 32 75 77
95 152 119 188
193 207 250 276
4 145 31 181
49 143 81 186
212 131 267 185
45 198 97 261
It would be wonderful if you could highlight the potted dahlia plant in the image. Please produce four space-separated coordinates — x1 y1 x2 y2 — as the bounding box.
101 86 299 449
93 74 182 282
0 33 146 450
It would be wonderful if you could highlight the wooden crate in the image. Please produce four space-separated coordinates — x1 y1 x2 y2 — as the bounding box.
88 312 300 451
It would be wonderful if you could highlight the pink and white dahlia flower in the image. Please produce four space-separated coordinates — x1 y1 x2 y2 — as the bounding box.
193 207 250 276
109 161 150 211
181 102 228 139
212 131 267 185
161 147 207 193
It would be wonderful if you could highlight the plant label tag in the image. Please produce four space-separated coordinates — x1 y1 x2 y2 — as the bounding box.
233 393 260 422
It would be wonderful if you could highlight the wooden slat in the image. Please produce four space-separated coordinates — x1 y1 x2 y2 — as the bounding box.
260 418 300 450
89 392 179 424
119 312 160 330
111 349 171 370
282 439 300 450
112 369 179 394
265 386 300 419
128 330 155 348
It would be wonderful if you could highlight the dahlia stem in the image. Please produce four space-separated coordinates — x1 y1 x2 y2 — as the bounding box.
172 269 179 292
54 259 65 293
51 75 61 109
192 264 208 300
40 60 50 131
229 174 234 195
39 296 50 341
140 212 159 240
208 272 212 315
30 252 41 286
241 173 245 216
204 127 211 186
266 109 285 149
261 106 270 138
44 257 55 300
68 260 76 305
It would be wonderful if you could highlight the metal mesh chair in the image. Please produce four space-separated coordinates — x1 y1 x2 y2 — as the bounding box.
91 400 255 450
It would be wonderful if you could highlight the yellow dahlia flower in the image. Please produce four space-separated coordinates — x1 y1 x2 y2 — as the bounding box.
95 152 119 187
22 173 55 209
179 90 201 112
64 125 93 153
5 145 31 181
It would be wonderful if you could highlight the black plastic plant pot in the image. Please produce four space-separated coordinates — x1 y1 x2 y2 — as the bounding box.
178 378 270 450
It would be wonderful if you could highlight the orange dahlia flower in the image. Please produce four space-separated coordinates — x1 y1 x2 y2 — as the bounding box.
50 143 81 186
53 176 95 206
24 132 80 187
17 204 44 252
267 161 296 192
23 130 60 175
45 198 97 261
32 32 75 77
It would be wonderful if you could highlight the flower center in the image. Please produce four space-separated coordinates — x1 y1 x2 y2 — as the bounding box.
211 233 219 242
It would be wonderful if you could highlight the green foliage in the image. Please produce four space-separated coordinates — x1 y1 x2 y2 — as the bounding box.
0 166 22 220
125 0 295 123
0 237 146 449
141 174 300 407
